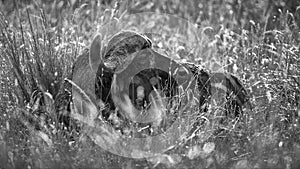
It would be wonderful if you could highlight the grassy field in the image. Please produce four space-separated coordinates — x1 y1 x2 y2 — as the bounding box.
0 0 300 168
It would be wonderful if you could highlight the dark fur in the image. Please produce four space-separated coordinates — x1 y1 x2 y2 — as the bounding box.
30 31 249 135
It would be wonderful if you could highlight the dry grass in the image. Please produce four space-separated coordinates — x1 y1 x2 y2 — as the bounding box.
0 0 300 169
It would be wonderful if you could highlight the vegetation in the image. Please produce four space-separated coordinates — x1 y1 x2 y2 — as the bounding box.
0 0 299 168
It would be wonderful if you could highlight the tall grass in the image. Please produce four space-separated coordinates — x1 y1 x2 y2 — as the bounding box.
0 0 300 169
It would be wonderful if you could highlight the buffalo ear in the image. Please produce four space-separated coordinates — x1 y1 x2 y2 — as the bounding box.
89 34 103 74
